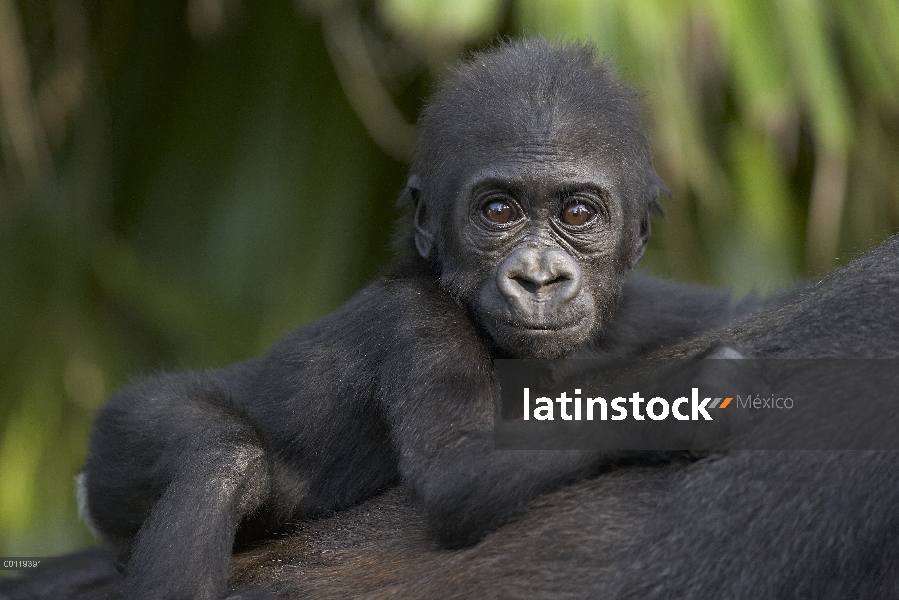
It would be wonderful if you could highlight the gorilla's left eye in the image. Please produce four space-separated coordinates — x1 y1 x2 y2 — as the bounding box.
561 201 596 227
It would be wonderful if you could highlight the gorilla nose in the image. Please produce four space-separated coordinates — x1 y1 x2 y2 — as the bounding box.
497 248 582 311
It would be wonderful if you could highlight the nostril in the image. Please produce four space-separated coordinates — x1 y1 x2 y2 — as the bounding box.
511 273 570 294
512 275 539 294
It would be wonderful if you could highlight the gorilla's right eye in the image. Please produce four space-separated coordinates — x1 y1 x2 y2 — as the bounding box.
482 200 520 225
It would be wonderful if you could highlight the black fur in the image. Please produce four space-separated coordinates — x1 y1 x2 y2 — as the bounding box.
76 40 753 600
6 236 899 600
6 235 893 600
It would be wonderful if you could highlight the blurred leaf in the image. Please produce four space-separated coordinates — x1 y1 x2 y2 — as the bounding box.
380 0 504 41
0 355 59 535
730 128 798 247
776 0 852 152
834 1 899 106
707 0 791 120
517 0 619 49
728 128 800 291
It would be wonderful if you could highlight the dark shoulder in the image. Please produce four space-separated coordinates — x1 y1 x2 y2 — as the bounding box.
583 271 756 359
266 258 479 355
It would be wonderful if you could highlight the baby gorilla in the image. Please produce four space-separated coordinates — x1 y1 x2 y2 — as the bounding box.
79 40 750 600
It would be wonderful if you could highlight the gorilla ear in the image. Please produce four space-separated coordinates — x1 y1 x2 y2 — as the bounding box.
414 204 435 260
397 174 422 207
404 174 435 260
630 209 651 268
630 182 663 268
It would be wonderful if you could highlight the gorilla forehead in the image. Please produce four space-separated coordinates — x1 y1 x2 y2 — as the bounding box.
414 40 652 194
457 145 621 201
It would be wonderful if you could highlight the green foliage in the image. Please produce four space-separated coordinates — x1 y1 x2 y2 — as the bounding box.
1 0 897 555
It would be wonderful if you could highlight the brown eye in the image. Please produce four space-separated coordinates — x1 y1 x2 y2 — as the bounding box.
561 201 596 226
483 200 518 224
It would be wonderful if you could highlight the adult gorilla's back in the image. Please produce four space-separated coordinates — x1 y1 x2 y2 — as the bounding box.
234 453 899 599
230 468 675 599
0 467 677 600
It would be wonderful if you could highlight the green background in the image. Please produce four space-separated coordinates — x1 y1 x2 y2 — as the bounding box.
1 0 898 555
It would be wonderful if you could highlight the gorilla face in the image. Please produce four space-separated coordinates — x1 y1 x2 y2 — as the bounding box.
420 142 641 359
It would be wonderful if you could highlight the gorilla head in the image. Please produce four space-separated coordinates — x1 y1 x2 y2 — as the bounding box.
404 41 664 358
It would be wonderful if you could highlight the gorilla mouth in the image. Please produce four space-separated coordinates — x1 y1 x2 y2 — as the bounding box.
502 312 590 333
494 317 592 341
485 306 593 336
487 316 593 359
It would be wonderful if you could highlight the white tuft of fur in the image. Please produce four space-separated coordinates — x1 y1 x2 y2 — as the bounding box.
75 472 102 540
706 346 746 360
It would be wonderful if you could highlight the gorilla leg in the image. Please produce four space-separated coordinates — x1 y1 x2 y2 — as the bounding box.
81 372 270 600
